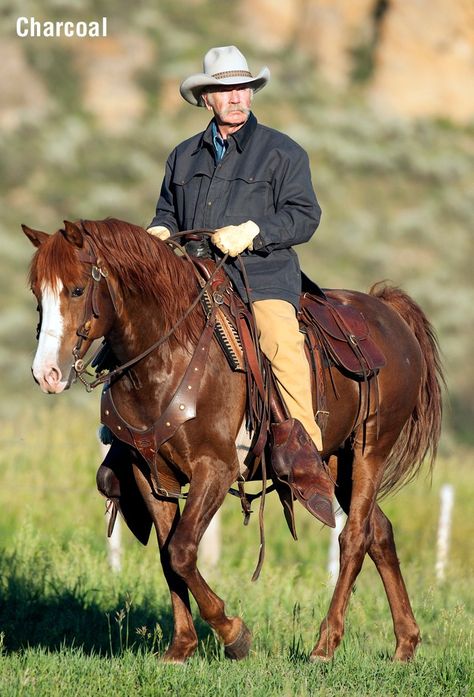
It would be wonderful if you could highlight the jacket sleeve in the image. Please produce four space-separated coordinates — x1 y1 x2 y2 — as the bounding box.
148 150 180 234
251 146 321 254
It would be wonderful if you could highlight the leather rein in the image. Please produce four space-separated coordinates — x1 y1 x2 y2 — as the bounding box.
68 230 228 392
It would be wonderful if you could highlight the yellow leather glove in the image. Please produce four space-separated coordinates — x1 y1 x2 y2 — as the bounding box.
147 225 170 240
211 220 259 256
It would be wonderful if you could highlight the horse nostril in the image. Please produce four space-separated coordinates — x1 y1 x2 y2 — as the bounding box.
49 366 62 384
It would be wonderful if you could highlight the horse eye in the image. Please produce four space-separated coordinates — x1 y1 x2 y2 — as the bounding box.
71 287 84 297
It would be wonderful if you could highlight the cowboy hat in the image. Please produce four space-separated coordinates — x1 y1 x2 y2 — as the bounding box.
180 45 270 107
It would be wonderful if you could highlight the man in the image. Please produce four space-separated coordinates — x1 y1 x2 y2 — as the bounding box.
148 46 335 527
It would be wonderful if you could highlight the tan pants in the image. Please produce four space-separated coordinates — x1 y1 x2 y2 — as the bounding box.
253 299 323 451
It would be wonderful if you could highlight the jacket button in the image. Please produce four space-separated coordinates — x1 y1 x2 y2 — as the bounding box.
208 201 212 206
249 177 254 181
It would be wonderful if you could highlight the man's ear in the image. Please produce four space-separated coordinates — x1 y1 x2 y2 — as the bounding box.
61 220 84 248
22 224 49 248
201 92 213 111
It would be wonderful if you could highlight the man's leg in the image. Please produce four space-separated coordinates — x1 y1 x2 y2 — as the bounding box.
253 299 322 448
253 299 335 527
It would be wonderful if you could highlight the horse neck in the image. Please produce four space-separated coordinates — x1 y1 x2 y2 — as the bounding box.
107 290 164 362
106 289 192 402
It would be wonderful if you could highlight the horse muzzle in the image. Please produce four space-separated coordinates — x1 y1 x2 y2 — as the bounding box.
32 364 69 394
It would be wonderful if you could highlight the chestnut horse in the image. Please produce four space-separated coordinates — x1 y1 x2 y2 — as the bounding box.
23 217 443 664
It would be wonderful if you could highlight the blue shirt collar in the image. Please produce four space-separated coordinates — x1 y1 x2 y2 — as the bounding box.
211 121 228 162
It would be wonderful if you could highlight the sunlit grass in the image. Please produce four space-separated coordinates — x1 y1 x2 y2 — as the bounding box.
0 403 472 694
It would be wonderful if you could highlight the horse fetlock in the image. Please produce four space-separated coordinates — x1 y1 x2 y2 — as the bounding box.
393 630 421 662
310 620 343 661
159 635 198 664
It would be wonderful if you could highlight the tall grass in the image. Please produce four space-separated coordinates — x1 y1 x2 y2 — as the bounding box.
0 403 472 694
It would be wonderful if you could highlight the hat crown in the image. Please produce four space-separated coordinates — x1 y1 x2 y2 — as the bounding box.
180 45 269 106
203 46 250 77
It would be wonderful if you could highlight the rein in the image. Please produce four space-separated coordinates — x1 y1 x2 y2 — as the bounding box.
70 231 228 391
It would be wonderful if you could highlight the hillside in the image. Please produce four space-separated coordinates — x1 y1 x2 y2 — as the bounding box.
0 0 473 441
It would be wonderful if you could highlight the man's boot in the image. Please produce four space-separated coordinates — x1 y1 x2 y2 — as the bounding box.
271 417 336 528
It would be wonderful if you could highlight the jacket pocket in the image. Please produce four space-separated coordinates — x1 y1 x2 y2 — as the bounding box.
225 174 272 218
172 173 207 229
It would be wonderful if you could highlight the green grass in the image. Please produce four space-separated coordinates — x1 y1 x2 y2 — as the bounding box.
0 401 472 695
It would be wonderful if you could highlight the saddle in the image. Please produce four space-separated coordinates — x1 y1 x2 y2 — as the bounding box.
193 258 386 384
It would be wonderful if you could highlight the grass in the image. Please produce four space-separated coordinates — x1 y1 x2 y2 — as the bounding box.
0 401 473 695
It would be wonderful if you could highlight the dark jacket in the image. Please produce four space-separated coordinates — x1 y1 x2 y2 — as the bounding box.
149 112 321 307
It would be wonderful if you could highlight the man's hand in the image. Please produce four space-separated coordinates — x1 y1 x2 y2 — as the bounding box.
147 225 170 240
212 221 259 256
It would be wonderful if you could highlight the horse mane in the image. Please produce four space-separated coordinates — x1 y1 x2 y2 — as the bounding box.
84 218 205 347
31 218 204 348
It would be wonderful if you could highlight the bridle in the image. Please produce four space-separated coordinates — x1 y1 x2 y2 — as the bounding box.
66 231 229 391
64 240 116 390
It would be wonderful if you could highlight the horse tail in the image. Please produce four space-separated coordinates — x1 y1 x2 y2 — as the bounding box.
369 282 445 498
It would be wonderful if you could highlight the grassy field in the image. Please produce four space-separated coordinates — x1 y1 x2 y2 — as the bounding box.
0 398 472 696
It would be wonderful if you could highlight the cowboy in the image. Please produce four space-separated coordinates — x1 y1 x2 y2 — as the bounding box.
148 46 335 527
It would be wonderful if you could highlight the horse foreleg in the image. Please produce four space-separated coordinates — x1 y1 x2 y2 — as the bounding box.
131 464 198 663
167 456 251 660
368 504 421 661
310 448 382 662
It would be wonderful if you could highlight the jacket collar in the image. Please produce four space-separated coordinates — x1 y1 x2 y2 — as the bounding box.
193 112 257 155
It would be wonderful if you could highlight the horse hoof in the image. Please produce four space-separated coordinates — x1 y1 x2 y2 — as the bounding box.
224 623 252 660
309 651 333 663
158 641 197 664
159 654 187 665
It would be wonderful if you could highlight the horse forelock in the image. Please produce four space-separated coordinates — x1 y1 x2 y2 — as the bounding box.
29 230 85 294
79 218 203 347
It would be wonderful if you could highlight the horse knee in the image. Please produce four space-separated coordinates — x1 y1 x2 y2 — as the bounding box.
168 538 197 579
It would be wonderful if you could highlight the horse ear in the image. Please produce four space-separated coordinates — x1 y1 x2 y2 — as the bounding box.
22 224 49 248
62 220 84 248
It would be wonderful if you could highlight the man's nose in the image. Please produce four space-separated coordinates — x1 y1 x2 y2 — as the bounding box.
229 90 240 102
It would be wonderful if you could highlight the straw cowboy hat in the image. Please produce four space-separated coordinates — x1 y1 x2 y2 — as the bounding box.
180 45 270 107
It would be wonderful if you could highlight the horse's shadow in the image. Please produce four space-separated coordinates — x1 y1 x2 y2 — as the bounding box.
0 571 212 656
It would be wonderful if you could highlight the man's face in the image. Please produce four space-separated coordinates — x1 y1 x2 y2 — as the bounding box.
202 85 252 128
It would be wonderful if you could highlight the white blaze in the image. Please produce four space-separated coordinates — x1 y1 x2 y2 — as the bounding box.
32 280 64 383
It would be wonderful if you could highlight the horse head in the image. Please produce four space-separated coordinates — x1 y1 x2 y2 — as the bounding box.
23 220 116 393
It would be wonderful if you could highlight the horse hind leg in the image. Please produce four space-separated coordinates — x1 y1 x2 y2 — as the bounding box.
368 504 421 661
310 445 383 662
166 454 251 660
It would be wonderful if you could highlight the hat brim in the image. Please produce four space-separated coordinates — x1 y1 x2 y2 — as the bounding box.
180 67 270 106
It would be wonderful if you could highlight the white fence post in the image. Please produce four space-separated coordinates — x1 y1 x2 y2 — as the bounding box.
328 508 346 586
436 484 454 583
199 510 221 568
